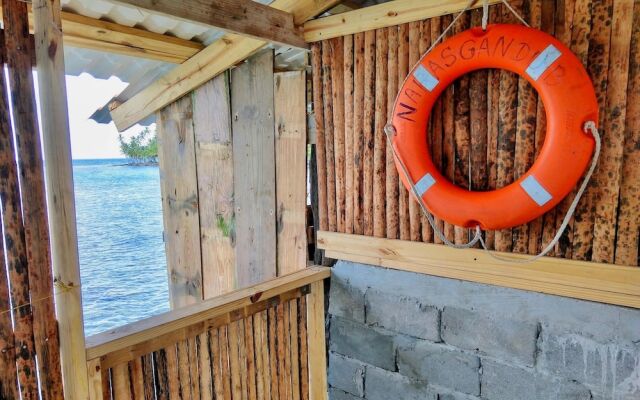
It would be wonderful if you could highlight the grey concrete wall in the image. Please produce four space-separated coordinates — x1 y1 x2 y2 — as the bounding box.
326 261 640 400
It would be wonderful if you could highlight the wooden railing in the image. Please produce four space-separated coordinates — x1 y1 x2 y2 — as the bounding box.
85 267 330 400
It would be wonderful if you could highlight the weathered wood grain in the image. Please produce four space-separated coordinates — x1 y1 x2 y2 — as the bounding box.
353 32 366 235
330 37 347 233
398 23 411 241
322 40 338 232
157 95 203 307
408 21 423 242
373 28 389 238
193 74 236 298
386 26 400 240
232 50 277 286
311 43 329 232
363 30 377 237
344 35 355 235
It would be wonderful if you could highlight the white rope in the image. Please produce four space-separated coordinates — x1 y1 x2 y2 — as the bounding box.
478 122 601 263
384 0 601 262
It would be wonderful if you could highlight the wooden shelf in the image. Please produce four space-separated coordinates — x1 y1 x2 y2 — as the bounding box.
317 231 640 309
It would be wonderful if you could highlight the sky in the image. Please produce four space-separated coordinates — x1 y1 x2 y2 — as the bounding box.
64 73 150 160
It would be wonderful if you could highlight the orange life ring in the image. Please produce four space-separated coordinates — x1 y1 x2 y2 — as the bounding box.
390 24 598 230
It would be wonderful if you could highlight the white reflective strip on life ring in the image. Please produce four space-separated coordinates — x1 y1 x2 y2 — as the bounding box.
526 44 562 81
415 173 436 196
413 65 439 92
520 175 553 206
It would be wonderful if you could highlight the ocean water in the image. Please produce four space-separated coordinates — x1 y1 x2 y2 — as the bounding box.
73 159 169 337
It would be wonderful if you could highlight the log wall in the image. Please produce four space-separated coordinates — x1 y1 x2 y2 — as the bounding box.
312 0 640 267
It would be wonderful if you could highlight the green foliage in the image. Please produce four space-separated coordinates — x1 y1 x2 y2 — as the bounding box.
118 127 158 164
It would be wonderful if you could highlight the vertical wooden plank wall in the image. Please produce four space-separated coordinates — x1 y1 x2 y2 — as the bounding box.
157 50 310 305
157 96 204 308
232 50 278 288
312 0 640 267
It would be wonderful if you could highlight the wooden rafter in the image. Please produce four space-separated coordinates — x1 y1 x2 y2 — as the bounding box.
111 0 307 49
110 0 340 132
303 0 501 42
0 3 204 64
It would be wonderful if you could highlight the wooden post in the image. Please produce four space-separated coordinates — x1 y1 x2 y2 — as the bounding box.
33 0 90 397
307 281 327 400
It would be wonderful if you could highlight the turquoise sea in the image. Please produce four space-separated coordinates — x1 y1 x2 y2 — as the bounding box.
73 159 169 337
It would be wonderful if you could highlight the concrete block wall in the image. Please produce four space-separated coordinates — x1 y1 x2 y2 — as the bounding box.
326 261 640 400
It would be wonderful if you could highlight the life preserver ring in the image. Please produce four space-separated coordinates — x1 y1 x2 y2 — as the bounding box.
390 24 598 230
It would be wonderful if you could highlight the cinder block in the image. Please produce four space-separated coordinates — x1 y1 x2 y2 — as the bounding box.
365 365 436 400
538 330 640 398
328 278 365 323
441 307 538 366
329 316 396 371
329 388 361 400
397 339 480 396
437 390 482 400
481 359 592 400
366 290 440 341
328 352 365 397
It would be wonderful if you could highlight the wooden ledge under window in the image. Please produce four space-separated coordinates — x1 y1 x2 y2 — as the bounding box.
317 231 640 309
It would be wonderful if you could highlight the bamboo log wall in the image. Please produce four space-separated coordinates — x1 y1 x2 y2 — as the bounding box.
312 0 640 267
0 0 66 396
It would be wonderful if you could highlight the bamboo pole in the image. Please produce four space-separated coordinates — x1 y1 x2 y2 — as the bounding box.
321 41 337 232
397 23 411 241
362 30 376 236
386 26 399 240
373 28 388 238
330 37 346 233
429 17 445 245
0 49 27 399
3 0 64 398
344 35 355 234
614 3 640 266
311 44 328 232
33 0 90 397
353 32 365 235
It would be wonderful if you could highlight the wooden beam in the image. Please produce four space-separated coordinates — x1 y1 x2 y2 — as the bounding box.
0 3 204 63
33 0 90 398
303 0 501 42
317 231 640 309
85 267 330 360
112 0 307 49
110 0 340 132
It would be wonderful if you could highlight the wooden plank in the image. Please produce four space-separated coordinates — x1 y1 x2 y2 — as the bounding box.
86 267 330 360
232 50 277 287
130 358 145 400
153 349 169 400
112 0 306 48
321 40 338 232
275 71 308 275
331 37 346 233
198 333 213 399
268 307 281 400
260 311 272 400
245 316 258 400
141 354 154 400
304 0 500 42
210 329 225 400
110 0 339 131
33 2 90 397
614 3 640 266
193 73 236 298
298 297 310 400
362 30 376 236
0 41 30 400
307 281 328 400
177 340 192 399
353 32 365 235
165 345 181 400
188 337 201 400
592 0 634 264
87 359 103 400
3 1 62 398
218 326 233 400
289 300 301 400
157 95 203 308
344 35 355 235
386 26 399 240
228 321 243 400
277 303 288 400
318 231 640 308
373 28 388 238
253 313 266 400
312 43 329 232
397 23 411 241
112 363 132 400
